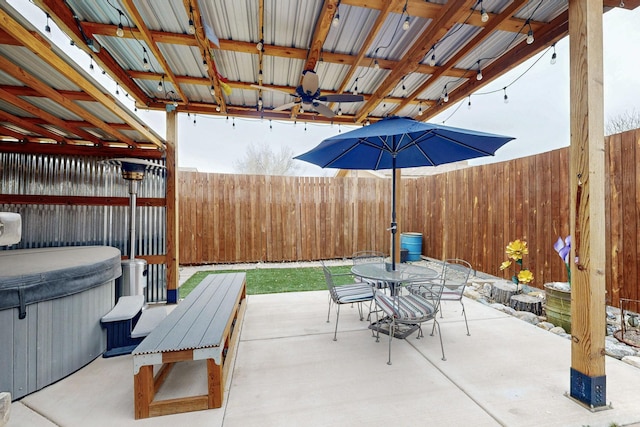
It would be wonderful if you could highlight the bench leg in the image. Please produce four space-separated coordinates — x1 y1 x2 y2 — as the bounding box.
207 359 223 408
134 365 154 419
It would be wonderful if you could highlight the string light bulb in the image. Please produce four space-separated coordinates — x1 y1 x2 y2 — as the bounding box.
353 78 359 96
503 87 509 104
143 57 150 70
467 97 472 109
332 13 340 27
479 0 489 23
116 23 124 37
210 85 215 96
216 105 221 112
337 106 342 116
89 58 94 71
526 20 534 45
258 97 263 108
45 14 51 33
402 17 410 31
550 44 557 65
188 19 196 35
374 59 380 70
157 76 164 92
428 53 436 67
418 103 423 116
443 92 449 103
256 39 264 51
476 61 483 81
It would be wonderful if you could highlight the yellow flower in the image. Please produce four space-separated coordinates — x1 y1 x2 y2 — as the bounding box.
500 260 512 271
517 269 534 284
506 239 528 261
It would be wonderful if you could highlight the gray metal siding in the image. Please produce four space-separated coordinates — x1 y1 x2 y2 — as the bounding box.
0 153 167 302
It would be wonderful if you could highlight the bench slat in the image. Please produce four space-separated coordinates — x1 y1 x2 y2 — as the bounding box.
133 273 245 356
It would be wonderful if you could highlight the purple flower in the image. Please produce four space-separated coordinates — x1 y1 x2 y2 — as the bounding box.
553 235 571 265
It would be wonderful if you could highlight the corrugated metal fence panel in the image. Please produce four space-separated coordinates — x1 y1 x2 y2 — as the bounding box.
0 153 167 302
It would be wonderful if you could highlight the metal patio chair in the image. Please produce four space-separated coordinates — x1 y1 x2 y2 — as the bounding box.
352 250 387 289
321 261 374 341
410 258 473 336
373 279 446 365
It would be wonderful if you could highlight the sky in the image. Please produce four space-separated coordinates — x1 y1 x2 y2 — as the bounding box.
10 2 640 176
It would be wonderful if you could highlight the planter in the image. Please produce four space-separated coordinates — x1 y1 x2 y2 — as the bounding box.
544 282 571 333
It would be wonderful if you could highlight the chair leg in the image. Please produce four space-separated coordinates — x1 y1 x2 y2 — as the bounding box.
333 304 340 341
433 320 446 361
326 295 331 323
357 302 364 321
460 300 470 336
387 319 394 365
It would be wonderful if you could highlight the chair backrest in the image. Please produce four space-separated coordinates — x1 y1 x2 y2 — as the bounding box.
441 258 473 298
320 261 340 302
352 251 386 265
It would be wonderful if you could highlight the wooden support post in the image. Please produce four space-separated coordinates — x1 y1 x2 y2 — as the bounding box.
165 110 180 304
568 0 607 408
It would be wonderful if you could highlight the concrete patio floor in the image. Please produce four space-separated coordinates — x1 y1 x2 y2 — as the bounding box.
7 287 640 427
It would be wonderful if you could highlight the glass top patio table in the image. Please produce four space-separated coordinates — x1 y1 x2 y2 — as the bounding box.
351 262 438 285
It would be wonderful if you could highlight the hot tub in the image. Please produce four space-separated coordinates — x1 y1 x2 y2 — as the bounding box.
0 246 121 400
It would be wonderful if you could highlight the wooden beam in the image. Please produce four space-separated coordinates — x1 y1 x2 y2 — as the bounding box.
0 87 104 146
333 0 401 99
0 194 165 207
390 0 530 117
422 11 569 120
568 0 607 408
0 140 163 158
34 0 151 104
0 8 164 149
119 0 188 105
355 0 477 122
185 0 226 112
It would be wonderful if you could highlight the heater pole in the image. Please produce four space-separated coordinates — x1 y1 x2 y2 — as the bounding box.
128 179 138 261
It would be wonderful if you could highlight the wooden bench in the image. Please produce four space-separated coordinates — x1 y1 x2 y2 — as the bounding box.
131 272 247 419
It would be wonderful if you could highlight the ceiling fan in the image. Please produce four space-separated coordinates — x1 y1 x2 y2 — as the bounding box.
251 70 363 118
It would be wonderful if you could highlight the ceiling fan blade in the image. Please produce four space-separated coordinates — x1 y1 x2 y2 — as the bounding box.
301 70 319 96
312 102 336 118
318 94 364 103
250 84 293 96
273 102 299 111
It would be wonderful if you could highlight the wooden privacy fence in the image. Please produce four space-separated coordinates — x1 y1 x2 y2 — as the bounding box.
179 129 640 307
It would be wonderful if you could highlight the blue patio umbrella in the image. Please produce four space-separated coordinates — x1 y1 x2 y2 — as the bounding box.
294 116 515 270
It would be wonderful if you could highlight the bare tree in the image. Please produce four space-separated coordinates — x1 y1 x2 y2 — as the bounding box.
234 142 301 176
605 109 640 136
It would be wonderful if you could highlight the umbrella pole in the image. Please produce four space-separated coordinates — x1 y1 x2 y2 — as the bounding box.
391 156 397 271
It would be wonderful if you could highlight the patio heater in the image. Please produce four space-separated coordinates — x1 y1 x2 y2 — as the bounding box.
105 158 164 302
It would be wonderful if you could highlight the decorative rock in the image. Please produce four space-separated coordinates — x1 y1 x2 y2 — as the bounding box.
605 340 637 359
549 326 567 335
464 289 482 300
515 311 540 325
621 355 640 369
537 321 556 330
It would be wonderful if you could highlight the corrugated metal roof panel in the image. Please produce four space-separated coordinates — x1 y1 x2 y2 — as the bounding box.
26 98 84 122
265 0 322 49
324 4 379 55
204 0 257 42
366 14 431 61
0 46 81 92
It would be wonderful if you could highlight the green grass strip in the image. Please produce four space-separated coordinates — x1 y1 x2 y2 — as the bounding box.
179 265 355 299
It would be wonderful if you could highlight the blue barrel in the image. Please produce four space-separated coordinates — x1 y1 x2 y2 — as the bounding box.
401 232 423 261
